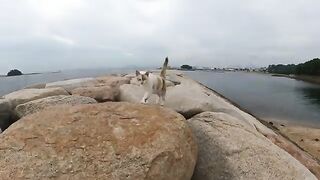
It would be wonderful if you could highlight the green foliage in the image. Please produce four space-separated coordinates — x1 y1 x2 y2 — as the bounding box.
267 58 320 76
181 65 193 70
296 58 320 75
7 69 23 76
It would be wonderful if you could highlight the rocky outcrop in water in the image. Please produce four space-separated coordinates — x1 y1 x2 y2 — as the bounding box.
0 102 197 180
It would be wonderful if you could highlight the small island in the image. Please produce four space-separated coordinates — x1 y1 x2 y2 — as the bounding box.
7 69 23 77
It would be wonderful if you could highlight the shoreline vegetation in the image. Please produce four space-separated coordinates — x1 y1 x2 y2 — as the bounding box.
0 70 319 178
272 73 320 85
267 58 320 85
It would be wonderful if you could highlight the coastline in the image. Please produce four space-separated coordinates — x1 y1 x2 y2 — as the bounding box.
0 70 319 178
195 79 320 164
271 73 320 85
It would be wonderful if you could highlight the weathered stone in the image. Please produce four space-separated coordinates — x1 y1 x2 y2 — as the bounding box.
15 95 97 118
95 75 130 87
188 112 316 180
3 88 69 107
71 86 119 102
24 83 46 89
0 102 197 180
45 78 98 93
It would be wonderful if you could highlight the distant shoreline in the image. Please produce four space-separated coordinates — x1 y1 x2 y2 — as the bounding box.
271 74 320 85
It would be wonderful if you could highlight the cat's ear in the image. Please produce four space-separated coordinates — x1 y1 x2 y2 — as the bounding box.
136 70 140 76
145 71 150 76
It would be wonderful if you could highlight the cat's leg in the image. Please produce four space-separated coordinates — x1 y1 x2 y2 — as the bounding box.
160 94 165 106
155 95 160 104
141 92 150 104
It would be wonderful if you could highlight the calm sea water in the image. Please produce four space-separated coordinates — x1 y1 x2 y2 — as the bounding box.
1 69 320 127
0 68 134 96
186 71 320 127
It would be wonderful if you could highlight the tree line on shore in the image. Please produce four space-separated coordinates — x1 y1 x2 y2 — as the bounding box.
268 58 320 76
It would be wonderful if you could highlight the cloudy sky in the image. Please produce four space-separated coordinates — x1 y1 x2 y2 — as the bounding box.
0 0 319 74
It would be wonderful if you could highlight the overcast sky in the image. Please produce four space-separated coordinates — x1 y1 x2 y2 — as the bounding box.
0 0 319 74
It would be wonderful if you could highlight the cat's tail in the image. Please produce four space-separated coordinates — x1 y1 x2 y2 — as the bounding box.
160 57 169 78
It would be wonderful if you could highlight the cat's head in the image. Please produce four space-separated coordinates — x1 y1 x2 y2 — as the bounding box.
136 70 149 85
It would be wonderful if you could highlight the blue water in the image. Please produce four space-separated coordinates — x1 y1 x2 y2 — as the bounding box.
186 71 320 127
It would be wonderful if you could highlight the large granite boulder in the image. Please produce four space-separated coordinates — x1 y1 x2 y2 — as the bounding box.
45 78 98 93
69 76 130 102
45 76 130 94
0 102 197 180
95 75 130 87
71 86 120 102
24 83 46 89
119 71 275 136
3 88 69 108
188 112 316 180
15 95 97 118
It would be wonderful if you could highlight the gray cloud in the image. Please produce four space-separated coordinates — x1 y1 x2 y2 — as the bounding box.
0 0 319 74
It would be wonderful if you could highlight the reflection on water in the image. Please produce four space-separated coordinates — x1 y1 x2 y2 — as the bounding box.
299 87 320 107
186 71 320 127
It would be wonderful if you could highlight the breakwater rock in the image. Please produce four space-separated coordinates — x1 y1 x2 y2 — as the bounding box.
0 71 318 179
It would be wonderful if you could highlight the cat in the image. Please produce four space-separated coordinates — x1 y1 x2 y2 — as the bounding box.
136 57 169 106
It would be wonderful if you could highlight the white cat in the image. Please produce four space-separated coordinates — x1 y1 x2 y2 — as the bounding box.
136 57 169 105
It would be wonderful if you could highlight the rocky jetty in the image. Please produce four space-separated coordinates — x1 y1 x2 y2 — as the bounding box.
0 72 318 179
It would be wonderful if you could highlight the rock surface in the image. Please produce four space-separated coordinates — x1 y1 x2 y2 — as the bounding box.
69 76 130 102
3 88 69 108
0 102 197 180
15 95 97 118
71 86 121 102
188 112 317 180
45 78 98 93
24 83 46 89
95 75 130 87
